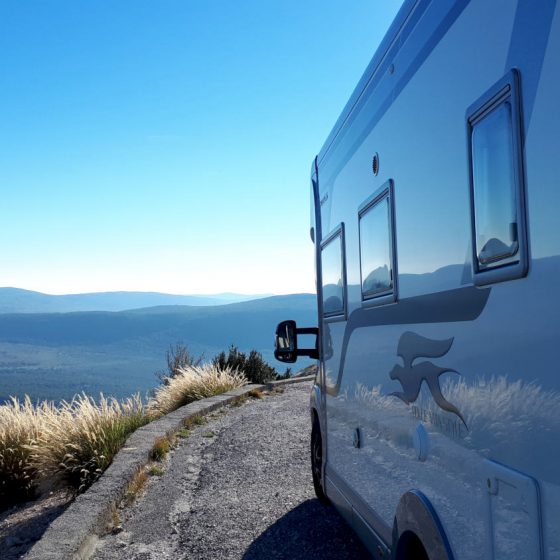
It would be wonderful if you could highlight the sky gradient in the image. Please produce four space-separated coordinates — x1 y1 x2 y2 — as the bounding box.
0 1 403 295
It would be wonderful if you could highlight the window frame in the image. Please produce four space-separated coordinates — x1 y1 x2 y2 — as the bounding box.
467 69 528 286
320 223 347 321
358 179 398 308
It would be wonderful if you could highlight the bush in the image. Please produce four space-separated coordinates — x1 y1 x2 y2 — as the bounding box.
148 364 246 417
0 397 51 508
212 346 280 384
276 367 292 381
32 394 147 493
155 343 203 385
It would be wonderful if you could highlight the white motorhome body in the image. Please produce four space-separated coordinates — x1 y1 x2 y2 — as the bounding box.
275 1 560 558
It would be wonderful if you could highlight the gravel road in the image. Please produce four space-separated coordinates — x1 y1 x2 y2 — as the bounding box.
92 382 370 559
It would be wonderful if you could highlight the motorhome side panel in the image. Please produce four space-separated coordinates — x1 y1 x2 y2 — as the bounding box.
315 1 560 559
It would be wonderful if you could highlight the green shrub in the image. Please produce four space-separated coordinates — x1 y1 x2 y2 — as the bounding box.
212 346 281 384
276 367 292 380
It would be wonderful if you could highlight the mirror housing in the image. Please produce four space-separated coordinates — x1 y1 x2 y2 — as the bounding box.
274 320 319 363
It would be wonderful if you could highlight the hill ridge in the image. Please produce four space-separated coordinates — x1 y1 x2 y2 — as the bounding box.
0 287 276 314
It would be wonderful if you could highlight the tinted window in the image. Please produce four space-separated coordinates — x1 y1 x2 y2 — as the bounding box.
471 101 518 267
321 232 344 316
360 194 393 298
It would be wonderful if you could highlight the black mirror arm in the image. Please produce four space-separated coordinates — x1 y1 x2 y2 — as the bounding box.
296 327 319 336
297 348 319 359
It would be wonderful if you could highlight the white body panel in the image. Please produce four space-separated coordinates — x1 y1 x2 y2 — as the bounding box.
311 1 560 558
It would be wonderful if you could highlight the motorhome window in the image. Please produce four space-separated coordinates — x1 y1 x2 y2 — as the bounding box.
321 231 345 316
359 192 393 299
471 102 518 268
467 70 527 286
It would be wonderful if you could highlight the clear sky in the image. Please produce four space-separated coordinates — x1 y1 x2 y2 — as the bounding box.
0 1 403 296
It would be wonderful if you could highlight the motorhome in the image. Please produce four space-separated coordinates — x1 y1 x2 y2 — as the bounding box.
274 1 560 558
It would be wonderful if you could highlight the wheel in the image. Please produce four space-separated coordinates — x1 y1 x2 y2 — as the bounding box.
311 414 329 503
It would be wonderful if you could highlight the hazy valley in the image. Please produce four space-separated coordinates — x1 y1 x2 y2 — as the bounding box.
0 291 317 403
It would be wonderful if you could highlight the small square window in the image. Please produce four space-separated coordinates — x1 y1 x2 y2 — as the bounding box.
467 70 527 285
321 225 346 317
358 180 397 305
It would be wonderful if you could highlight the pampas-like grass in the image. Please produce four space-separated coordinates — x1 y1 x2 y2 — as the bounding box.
148 364 247 417
31 394 147 493
0 397 53 506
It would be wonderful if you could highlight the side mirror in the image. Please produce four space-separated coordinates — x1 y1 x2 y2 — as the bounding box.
274 320 318 363
274 320 298 363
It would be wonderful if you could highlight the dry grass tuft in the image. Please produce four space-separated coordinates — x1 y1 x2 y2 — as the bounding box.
0 397 53 507
233 395 247 407
109 503 121 532
150 436 172 461
248 388 264 399
148 364 246 417
124 467 149 505
32 393 147 493
187 415 206 427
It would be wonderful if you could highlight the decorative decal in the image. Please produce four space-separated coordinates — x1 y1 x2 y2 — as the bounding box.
389 331 466 427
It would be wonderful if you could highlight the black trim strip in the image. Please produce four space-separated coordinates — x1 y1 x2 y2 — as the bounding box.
326 286 490 396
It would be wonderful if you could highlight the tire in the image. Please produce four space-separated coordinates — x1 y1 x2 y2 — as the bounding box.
394 532 429 560
311 414 329 504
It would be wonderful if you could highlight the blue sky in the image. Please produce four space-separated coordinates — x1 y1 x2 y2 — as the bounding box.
0 1 403 295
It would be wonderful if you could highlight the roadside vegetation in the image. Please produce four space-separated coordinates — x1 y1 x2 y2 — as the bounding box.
0 396 48 505
0 394 147 505
156 343 291 386
148 364 246 417
0 343 284 510
32 394 147 493
154 343 204 385
212 345 292 383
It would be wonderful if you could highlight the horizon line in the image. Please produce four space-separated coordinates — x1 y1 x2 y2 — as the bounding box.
0 286 315 298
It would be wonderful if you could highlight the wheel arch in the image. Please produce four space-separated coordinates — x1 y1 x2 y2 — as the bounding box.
392 490 455 560
310 382 327 441
309 382 322 416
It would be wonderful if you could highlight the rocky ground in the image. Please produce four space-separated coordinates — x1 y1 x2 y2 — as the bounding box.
92 382 370 559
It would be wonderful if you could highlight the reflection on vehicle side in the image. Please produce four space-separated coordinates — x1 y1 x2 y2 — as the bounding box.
324 285 491 397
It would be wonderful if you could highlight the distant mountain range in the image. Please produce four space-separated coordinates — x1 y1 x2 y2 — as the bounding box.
0 288 273 314
0 293 318 403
